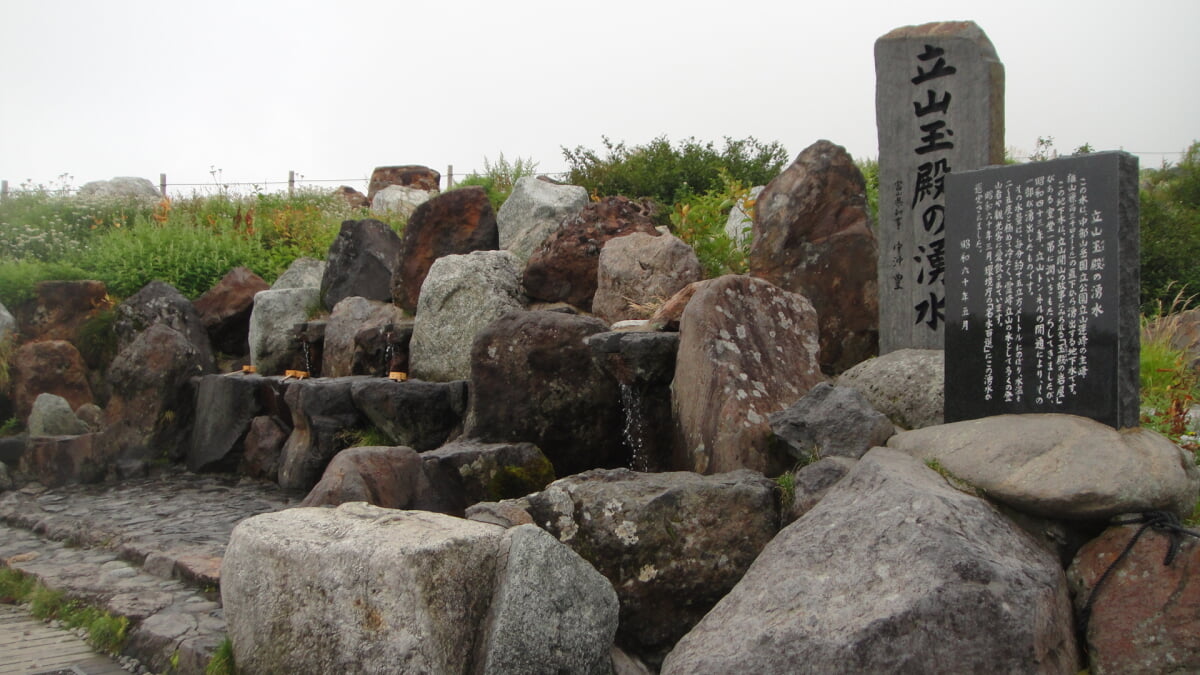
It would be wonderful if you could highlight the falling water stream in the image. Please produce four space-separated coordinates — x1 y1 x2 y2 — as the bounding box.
619 382 650 472
301 339 313 374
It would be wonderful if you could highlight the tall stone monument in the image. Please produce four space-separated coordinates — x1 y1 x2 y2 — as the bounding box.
943 152 1140 429
875 21 1005 352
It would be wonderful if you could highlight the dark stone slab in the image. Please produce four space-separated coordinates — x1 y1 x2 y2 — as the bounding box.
944 151 1139 428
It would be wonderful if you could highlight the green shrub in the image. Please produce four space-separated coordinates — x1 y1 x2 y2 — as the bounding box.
562 135 788 205
1140 294 1199 444
0 260 93 307
671 174 754 278
1140 141 1200 313
453 154 539 211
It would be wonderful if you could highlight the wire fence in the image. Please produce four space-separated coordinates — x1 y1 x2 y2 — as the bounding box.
0 166 574 201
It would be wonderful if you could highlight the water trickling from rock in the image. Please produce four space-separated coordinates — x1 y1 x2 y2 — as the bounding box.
620 382 651 472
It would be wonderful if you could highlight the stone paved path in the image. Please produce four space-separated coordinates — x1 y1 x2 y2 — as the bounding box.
0 468 299 674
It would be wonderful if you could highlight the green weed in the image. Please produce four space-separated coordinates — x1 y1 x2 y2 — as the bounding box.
670 173 754 278
205 637 236 675
0 567 129 654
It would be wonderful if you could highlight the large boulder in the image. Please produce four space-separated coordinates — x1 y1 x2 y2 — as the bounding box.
496 176 589 264
522 196 659 311
27 393 89 437
242 415 290 481
672 275 825 475
188 373 288 472
13 280 110 346
223 503 617 674
270 257 326 290
276 378 368 491
191 267 270 356
1068 522 1200 674
593 232 703 324
248 287 320 375
768 382 894 464
10 340 94 421
392 186 499 313
366 164 440 201
349 378 467 451
300 445 460 512
370 185 434 220
465 311 626 476
661 448 1080 674
322 297 406 378
836 347 944 429
101 324 209 464
887 414 1200 521
421 439 556 505
320 219 403 310
113 281 216 373
77 176 160 201
521 468 780 667
408 251 526 382
749 140 878 374
783 455 856 523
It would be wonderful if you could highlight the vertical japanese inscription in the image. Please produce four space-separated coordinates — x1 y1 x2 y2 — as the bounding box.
944 152 1139 428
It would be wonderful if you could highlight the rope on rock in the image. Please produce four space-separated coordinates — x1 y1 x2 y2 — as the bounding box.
1076 510 1200 640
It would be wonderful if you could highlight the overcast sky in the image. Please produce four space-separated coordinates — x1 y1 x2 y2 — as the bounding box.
1 0 1196 194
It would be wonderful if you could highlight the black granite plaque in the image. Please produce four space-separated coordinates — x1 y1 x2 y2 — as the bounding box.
944 151 1139 428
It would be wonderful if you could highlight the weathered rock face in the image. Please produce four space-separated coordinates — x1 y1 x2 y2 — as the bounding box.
479 524 620 675
749 140 879 375
187 374 288 472
191 267 269 356
27 393 89 437
522 196 660 311
276 378 368 491
593 232 703 324
248 287 320 375
522 469 780 667
102 324 208 463
888 414 1200 521
241 415 290 481
1068 523 1200 675
113 281 216 373
351 320 413 376
392 186 499 314
421 439 556 505
408 251 526 382
366 164 441 201
77 176 161 201
14 280 110 346
334 185 370 210
466 311 626 476
322 297 406 378
768 382 894 464
300 445 460 512
784 456 856 523
586 331 680 471
349 378 467 452
270 257 326 290
20 433 105 487
11 340 94 421
672 275 825 475
496 177 589 264
223 503 617 675
837 347 944 429
661 448 1080 674
320 219 403 310
370 185 434 220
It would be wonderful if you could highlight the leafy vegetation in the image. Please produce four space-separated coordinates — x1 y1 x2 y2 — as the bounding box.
0 567 129 654
671 174 755 278
452 153 539 211
206 637 236 675
1140 141 1200 313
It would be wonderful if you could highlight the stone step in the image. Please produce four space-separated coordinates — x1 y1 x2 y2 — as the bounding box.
0 469 299 674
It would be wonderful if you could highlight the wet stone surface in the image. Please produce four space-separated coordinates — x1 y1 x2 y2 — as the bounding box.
0 468 299 673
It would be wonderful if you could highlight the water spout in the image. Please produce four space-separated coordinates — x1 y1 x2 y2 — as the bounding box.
620 382 650 472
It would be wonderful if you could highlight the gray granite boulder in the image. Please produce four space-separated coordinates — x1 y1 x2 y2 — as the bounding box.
520 468 781 667
188 374 288 472
768 382 894 464
672 275 825 475
370 184 433 220
77 176 160 201
248 287 320 375
349 378 467 452
27 393 89 437
784 455 856 523
409 251 526 382
322 297 406 378
593 232 703 324
887 413 1200 521
837 348 944 429
496 176 589 264
320 219 403 310
270 257 326 290
661 448 1080 674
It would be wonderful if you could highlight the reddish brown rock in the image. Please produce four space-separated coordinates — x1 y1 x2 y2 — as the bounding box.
11 340 94 421
14 280 111 345
648 280 715 331
20 433 107 487
1068 523 1200 674
242 415 290 481
749 140 879 375
593 232 703 324
300 445 460 513
392 186 500 314
366 165 441 201
672 275 825 475
334 186 370 210
192 267 270 356
522 196 660 312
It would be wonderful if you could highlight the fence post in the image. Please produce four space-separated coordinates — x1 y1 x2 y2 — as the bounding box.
288 170 295 197
446 164 453 190
159 173 167 197
1 180 8 202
